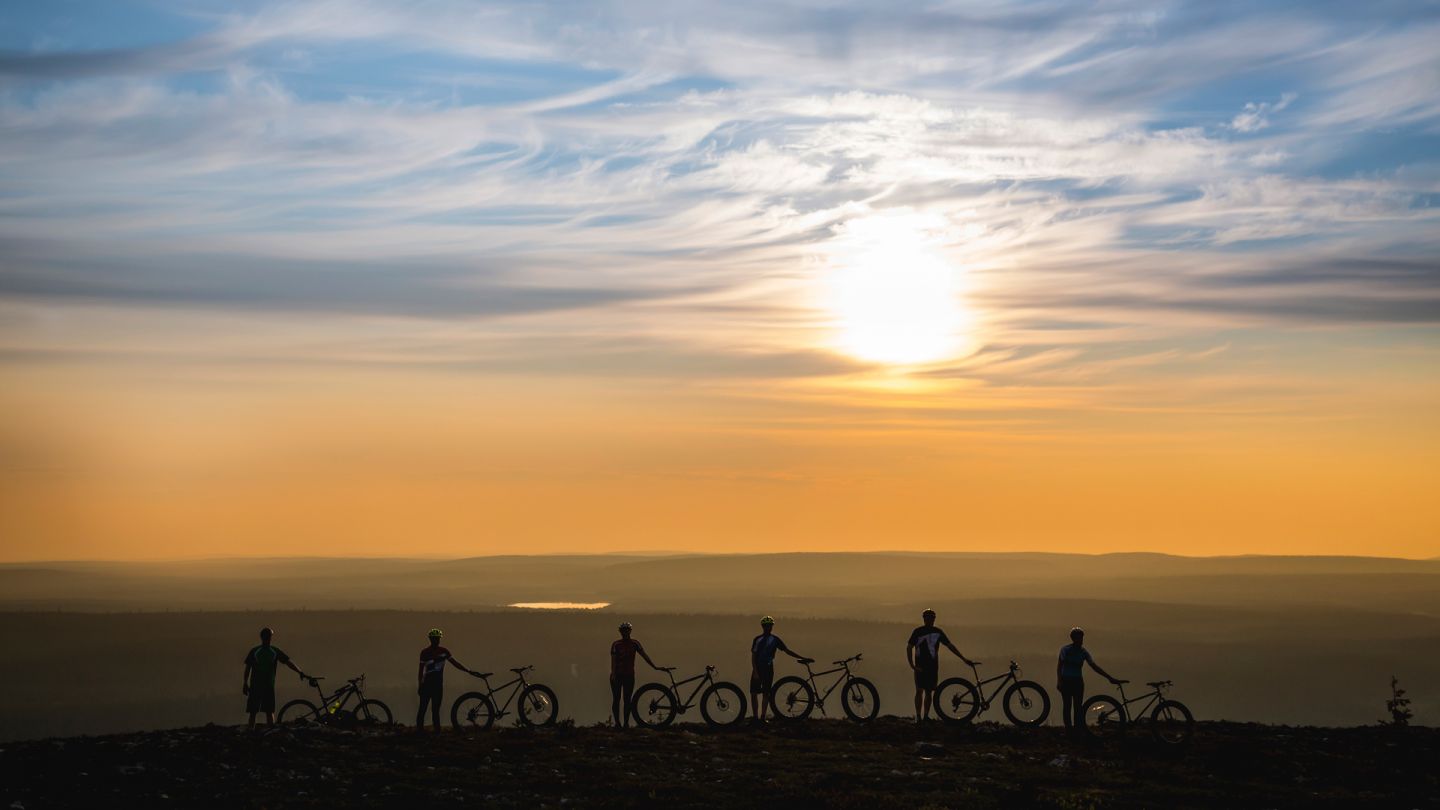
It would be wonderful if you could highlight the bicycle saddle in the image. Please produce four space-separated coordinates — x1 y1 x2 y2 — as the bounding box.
1146 680 1171 688
796 657 815 664
1114 679 1131 684
474 671 493 678
510 666 531 673
658 666 676 671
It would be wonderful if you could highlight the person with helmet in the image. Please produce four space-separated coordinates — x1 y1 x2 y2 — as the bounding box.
416 628 480 732
906 608 975 723
242 626 309 729
750 616 807 722
1057 627 1121 733
609 621 664 729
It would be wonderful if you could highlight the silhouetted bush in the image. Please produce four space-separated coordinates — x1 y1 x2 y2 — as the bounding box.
1384 675 1413 727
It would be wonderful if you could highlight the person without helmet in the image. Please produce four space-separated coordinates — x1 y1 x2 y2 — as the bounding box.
1057 627 1121 734
242 627 309 729
906 608 975 723
750 616 807 722
610 621 665 729
417 628 480 732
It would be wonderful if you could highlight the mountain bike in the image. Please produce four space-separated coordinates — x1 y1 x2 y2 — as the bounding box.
770 654 880 722
450 665 559 729
934 660 1050 726
632 665 747 728
278 675 393 726
1083 679 1194 746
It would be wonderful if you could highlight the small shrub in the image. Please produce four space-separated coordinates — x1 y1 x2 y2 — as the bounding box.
1384 675 1412 727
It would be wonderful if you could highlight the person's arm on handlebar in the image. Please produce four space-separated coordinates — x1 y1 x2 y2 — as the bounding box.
634 641 665 672
940 631 975 667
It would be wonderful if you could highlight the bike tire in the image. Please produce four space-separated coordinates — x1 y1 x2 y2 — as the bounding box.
451 691 497 730
700 681 747 728
1149 699 1194 746
840 677 880 723
769 676 815 720
934 678 981 724
1002 680 1050 726
518 683 559 727
353 698 392 726
1082 694 1126 739
632 684 678 728
277 699 319 725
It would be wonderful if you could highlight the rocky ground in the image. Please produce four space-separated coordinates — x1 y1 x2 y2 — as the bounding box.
1 718 1436 808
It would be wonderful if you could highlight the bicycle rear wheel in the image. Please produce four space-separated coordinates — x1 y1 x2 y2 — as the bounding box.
519 684 559 726
632 684 677 728
1083 695 1126 739
934 678 980 724
451 691 497 730
841 677 880 723
769 676 815 720
1002 680 1050 726
1150 699 1194 746
277 699 318 725
353 698 392 726
700 682 747 727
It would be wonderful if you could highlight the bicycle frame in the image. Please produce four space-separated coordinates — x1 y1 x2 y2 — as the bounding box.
967 662 1019 710
656 667 717 713
303 677 364 716
1109 683 1165 722
796 660 857 716
474 671 534 720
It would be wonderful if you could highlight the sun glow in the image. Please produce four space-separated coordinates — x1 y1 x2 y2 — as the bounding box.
822 213 975 365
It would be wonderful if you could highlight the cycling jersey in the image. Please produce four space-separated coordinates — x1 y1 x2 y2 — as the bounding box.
908 626 951 668
611 638 645 677
420 645 452 681
1057 643 1093 678
751 632 790 666
244 644 291 687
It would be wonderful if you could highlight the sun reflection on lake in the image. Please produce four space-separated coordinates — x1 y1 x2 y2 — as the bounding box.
508 602 611 610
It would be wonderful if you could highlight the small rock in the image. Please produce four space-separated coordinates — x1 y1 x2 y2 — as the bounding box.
1047 755 1071 768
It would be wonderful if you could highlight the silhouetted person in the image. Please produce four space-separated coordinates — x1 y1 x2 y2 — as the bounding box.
243 627 308 729
906 608 976 723
416 628 480 732
750 616 806 722
1057 626 1120 734
610 621 664 728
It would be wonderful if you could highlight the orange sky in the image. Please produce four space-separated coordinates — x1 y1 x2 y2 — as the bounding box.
2 327 1436 560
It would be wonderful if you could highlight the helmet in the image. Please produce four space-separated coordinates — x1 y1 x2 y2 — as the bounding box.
428 628 444 639
760 616 775 626
618 621 633 631
921 608 936 618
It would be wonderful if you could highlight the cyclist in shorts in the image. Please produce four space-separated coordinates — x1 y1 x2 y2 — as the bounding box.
750 616 808 722
242 627 309 729
417 628 481 732
609 621 665 729
1056 626 1121 734
906 608 975 723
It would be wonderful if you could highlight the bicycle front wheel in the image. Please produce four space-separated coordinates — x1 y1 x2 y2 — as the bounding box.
700 682 747 727
1083 695 1126 739
841 677 880 723
1002 680 1050 726
769 676 815 720
519 684 559 727
277 699 319 725
632 684 677 728
451 691 496 730
354 698 392 726
934 678 981 724
1150 699 1194 746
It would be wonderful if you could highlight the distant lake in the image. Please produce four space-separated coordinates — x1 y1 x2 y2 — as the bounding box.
508 602 610 610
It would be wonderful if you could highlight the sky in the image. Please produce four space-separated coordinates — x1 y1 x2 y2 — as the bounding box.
1 0 1437 561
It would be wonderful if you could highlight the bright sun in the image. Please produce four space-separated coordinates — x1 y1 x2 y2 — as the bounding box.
822 213 974 365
